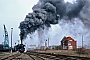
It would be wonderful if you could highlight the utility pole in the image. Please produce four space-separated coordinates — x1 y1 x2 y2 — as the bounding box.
82 35 83 48
79 33 84 48
11 28 13 53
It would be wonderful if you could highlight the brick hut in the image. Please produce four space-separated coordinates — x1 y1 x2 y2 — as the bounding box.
61 36 77 50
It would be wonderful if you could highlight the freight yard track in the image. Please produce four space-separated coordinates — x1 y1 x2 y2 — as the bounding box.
25 52 90 60
1 52 90 60
1 53 22 60
26 52 45 60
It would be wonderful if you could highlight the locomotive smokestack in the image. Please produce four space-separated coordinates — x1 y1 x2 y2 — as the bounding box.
20 38 23 44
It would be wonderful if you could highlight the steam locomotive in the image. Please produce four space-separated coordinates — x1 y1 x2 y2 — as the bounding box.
14 44 25 53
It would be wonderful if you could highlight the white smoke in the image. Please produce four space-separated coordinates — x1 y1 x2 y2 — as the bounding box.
58 18 90 46
37 25 49 48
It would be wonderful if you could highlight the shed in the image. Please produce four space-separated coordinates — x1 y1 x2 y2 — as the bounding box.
61 36 77 50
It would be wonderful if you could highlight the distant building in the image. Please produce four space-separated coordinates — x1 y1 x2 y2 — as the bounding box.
61 36 77 50
40 46 45 50
48 45 56 49
40 45 56 50
27 45 36 51
0 44 3 51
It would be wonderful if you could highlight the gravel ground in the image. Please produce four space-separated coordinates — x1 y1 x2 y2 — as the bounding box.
36 50 90 57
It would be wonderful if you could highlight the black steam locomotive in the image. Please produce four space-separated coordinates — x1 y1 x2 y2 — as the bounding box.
14 44 25 53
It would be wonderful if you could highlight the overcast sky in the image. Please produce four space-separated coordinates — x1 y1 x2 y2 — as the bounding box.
0 0 77 48
0 0 38 46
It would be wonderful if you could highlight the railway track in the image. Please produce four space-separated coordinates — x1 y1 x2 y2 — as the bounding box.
25 52 90 60
26 52 46 60
1 53 22 60
1 52 90 60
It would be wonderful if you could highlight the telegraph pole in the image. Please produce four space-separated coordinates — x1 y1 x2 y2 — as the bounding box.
79 33 84 48
82 35 83 48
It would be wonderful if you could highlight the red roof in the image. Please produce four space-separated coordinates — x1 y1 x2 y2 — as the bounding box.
62 36 76 41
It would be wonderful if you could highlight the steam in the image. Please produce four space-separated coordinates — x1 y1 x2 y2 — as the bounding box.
19 0 90 47
37 26 49 48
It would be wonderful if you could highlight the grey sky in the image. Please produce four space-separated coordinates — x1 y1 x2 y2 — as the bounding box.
0 0 38 46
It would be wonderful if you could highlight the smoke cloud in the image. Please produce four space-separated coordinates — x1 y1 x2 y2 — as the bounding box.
19 0 90 46
19 1 58 40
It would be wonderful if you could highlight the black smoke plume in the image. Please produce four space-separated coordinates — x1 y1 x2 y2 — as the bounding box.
19 2 58 40
19 0 90 40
